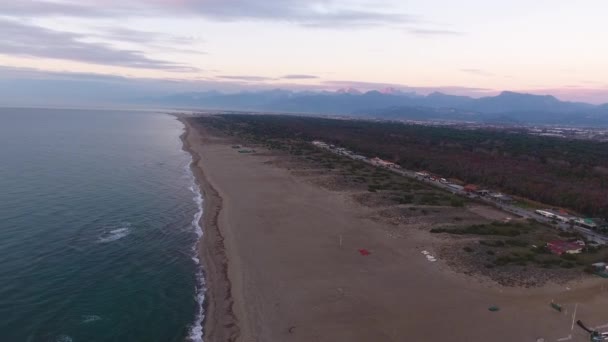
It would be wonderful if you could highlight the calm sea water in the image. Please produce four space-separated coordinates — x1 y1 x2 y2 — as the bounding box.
0 108 204 342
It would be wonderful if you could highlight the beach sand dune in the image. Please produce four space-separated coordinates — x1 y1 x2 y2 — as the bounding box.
182 116 608 342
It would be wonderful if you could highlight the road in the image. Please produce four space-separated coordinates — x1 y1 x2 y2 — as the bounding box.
327 148 608 245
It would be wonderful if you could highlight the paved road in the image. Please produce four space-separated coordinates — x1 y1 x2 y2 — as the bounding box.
329 149 608 245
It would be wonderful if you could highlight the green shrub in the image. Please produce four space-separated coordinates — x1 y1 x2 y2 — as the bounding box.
399 194 414 204
480 240 506 247
505 239 528 247
561 253 577 261
450 197 465 207
560 261 575 269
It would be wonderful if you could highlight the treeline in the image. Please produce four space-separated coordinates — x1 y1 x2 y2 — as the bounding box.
195 114 608 217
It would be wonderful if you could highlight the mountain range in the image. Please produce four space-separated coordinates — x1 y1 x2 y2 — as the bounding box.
157 89 608 126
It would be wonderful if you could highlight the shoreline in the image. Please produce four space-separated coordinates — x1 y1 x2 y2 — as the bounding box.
176 113 608 342
179 116 240 342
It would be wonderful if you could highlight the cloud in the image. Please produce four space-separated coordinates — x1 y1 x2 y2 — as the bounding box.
4 0 415 28
217 75 276 81
94 27 197 45
217 73 320 81
0 19 196 71
407 28 464 36
1 1 103 17
282 74 319 79
89 27 207 55
460 68 494 77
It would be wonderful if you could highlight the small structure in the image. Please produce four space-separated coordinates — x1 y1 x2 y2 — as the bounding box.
464 184 479 193
547 240 584 255
370 157 400 169
415 171 430 178
447 184 464 191
550 302 563 312
335 147 350 155
490 193 514 203
591 262 608 277
358 249 371 256
311 140 328 148
574 218 598 229
476 189 491 196
535 209 573 223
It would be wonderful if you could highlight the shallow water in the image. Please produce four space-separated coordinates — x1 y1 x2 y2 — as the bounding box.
0 108 204 342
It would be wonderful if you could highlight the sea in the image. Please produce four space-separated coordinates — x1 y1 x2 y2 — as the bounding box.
0 108 205 342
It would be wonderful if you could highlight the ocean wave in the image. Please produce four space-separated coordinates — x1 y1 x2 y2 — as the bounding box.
56 335 73 342
185 153 206 342
81 315 102 324
98 223 131 243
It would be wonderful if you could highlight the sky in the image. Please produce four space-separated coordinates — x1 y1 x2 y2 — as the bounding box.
1 0 608 104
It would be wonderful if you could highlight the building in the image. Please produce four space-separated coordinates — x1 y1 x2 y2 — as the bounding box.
535 209 574 223
591 262 608 277
547 240 585 255
335 147 350 155
464 184 479 193
573 218 598 229
476 189 491 196
490 193 514 203
415 171 430 178
311 140 328 148
447 184 464 191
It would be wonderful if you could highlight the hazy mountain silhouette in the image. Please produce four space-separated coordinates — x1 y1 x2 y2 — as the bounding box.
159 89 608 125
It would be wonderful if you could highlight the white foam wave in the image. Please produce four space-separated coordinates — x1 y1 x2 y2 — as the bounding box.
185 152 206 342
98 223 131 243
81 315 102 323
56 335 73 342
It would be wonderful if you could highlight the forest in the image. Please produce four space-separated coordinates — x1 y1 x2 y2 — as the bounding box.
195 114 608 217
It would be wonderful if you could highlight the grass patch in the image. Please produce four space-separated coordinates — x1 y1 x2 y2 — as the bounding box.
430 221 533 237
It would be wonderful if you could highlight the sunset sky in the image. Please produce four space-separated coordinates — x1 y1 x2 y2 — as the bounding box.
2 0 608 103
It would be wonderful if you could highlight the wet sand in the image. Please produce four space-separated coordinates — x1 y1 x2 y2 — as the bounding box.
181 115 608 342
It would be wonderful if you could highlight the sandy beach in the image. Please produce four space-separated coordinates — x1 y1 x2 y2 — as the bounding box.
180 115 608 342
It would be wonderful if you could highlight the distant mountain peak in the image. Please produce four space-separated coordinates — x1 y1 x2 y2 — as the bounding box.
498 90 557 101
379 87 401 95
159 88 606 125
336 87 362 95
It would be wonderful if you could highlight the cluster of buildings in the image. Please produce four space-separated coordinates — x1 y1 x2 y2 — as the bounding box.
414 171 513 202
369 157 401 169
535 209 605 230
311 140 397 167
313 139 608 240
527 126 608 142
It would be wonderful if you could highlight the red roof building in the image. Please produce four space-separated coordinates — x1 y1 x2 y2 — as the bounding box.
547 240 584 255
464 184 479 192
